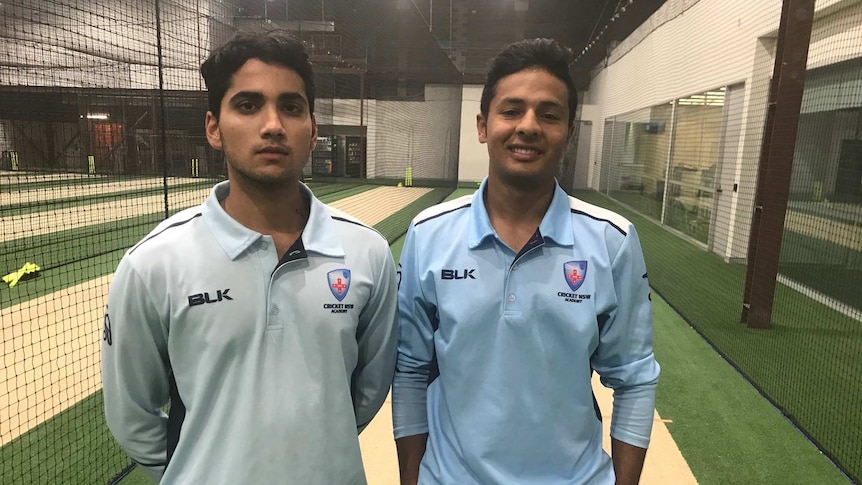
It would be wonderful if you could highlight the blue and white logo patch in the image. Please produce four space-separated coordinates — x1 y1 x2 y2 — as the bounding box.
328 269 351 301
564 261 587 292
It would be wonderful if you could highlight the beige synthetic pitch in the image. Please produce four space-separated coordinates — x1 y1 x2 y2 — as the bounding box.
0 178 200 206
329 186 433 227
0 276 110 447
0 188 211 243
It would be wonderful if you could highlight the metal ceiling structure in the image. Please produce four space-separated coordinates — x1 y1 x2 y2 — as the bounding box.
241 0 668 89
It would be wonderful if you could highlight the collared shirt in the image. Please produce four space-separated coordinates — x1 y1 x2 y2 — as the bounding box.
102 181 398 484
393 178 660 484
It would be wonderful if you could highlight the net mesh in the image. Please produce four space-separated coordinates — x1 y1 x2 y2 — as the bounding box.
587 0 861 481
0 0 462 483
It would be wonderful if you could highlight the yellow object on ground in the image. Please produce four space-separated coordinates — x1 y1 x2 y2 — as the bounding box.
3 262 41 288
404 166 413 187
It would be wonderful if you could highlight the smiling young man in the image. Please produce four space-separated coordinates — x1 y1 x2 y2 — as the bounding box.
392 38 660 484
101 31 398 484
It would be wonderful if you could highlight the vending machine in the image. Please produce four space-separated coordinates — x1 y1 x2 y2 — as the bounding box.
311 135 334 176
344 136 364 178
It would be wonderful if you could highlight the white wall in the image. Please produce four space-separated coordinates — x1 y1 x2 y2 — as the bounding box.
369 85 461 180
457 85 487 183
586 0 862 262
574 104 600 189
319 85 462 181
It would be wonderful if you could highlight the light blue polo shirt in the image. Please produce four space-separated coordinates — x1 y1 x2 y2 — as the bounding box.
392 179 660 484
102 181 398 484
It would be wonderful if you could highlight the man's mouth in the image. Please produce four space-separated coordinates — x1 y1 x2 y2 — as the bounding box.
258 146 289 155
509 145 543 156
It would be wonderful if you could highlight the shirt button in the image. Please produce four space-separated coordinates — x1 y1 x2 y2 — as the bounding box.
271 306 279 315
508 294 516 302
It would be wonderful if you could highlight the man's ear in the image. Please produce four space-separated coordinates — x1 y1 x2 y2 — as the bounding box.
566 121 576 146
476 113 488 144
205 111 222 150
309 114 318 151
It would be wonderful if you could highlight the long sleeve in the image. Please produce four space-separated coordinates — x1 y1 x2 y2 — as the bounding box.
352 243 399 433
591 225 660 449
391 226 437 439
101 257 171 482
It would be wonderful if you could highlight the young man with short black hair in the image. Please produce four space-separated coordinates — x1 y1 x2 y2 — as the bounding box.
102 30 398 484
393 38 660 485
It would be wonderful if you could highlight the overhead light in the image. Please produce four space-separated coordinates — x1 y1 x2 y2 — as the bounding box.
86 113 109 120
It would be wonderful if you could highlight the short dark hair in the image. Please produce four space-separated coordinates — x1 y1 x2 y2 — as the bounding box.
200 30 315 118
480 38 577 127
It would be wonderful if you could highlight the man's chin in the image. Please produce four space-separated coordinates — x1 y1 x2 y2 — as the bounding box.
232 169 299 186
496 167 554 191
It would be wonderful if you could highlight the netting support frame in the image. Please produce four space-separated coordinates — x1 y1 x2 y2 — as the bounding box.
742 0 816 328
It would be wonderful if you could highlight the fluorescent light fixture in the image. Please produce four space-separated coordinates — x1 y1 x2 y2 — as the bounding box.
86 113 109 120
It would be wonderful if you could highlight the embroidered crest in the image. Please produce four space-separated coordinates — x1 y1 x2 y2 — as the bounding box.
327 269 351 301
563 261 588 292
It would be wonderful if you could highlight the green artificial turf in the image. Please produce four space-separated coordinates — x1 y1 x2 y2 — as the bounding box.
652 294 849 484
0 392 130 485
573 189 862 482
373 187 453 243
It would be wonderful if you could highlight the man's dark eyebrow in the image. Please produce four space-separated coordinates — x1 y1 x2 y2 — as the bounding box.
278 92 308 106
498 96 565 110
229 91 263 104
228 91 308 106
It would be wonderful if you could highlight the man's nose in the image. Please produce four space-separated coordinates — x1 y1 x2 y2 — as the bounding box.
516 110 540 137
260 106 285 138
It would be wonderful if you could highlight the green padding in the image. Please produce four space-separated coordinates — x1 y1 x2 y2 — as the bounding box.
573 189 861 482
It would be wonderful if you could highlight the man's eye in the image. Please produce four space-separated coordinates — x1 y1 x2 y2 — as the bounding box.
502 109 520 117
283 104 302 113
237 101 257 112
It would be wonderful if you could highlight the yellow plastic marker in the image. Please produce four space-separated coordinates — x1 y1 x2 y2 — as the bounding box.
3 262 41 288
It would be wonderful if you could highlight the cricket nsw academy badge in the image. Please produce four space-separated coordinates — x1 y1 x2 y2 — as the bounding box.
564 261 587 292
328 269 351 301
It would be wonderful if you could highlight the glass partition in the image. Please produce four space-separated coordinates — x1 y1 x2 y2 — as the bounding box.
665 88 725 243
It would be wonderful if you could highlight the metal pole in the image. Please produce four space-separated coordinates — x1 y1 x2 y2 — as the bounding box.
430 0 433 32
660 101 677 225
741 0 816 328
155 0 169 220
